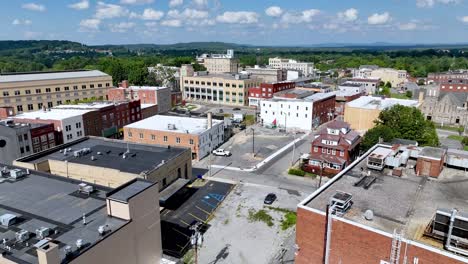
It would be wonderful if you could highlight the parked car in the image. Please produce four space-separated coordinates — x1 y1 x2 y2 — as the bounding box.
212 149 231 156
218 109 224 113
239 124 246 130
233 107 241 111
264 193 277 205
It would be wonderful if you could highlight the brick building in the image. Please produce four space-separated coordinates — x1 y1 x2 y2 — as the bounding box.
124 114 224 160
296 144 468 264
415 147 446 177
107 81 172 113
440 79 468 92
303 120 361 176
428 70 468 83
248 81 295 107
420 85 468 127
333 90 365 116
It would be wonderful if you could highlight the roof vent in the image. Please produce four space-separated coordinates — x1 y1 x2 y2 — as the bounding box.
91 156 96 161
76 239 83 249
168 123 177 130
97 152 102 155
364 210 374 221
330 191 353 216
98 225 110 236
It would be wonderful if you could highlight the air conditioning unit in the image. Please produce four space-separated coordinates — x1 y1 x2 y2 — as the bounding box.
0 214 17 227
78 183 94 194
15 230 31 242
36 227 53 239
10 169 27 179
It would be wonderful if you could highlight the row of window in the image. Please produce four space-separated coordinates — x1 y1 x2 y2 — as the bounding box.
187 94 244 103
262 103 309 111
185 88 244 97
6 90 103 102
308 160 342 170
128 132 195 145
264 110 308 118
313 146 345 157
184 80 246 88
2 83 110 97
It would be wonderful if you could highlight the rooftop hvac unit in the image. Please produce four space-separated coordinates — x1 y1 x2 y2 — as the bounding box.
15 230 31 242
10 169 28 179
98 225 110 236
76 239 83 249
78 183 94 194
167 123 176 130
0 214 17 227
36 227 53 239
330 191 353 216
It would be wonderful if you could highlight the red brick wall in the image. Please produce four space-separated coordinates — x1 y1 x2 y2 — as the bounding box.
416 157 444 178
107 88 126 101
0 107 14 118
141 105 158 119
296 207 466 264
440 82 468 93
313 95 336 125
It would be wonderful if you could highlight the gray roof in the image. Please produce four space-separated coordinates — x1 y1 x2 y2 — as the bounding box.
438 92 468 107
18 137 189 175
107 180 154 202
0 164 127 264
419 146 446 160
0 70 109 83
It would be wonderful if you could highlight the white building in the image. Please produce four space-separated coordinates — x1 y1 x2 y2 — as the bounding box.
352 65 379 78
338 82 366 94
347 78 381 95
269 58 316 77
260 92 336 131
14 108 89 143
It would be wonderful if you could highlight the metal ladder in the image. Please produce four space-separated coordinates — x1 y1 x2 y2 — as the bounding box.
390 229 402 264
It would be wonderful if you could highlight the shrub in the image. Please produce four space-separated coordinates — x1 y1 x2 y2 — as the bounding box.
248 209 274 227
288 168 305 176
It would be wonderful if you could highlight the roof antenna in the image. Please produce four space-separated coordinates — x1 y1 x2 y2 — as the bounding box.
82 213 87 225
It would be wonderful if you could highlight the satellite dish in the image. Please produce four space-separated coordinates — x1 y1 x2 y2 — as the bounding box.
364 210 374 221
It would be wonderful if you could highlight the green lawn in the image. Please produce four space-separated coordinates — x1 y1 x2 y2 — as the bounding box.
435 124 462 132
243 114 255 126
464 146 468 151
448 135 464 141
390 93 410 99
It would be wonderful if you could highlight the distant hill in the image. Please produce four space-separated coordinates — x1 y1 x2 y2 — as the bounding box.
0 40 87 52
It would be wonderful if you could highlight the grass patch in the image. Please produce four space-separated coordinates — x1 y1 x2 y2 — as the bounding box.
464 146 468 151
243 114 255 126
248 209 274 227
266 206 297 230
182 249 195 264
223 219 229 225
288 168 305 176
448 135 464 141
224 113 233 118
390 93 410 99
435 124 462 132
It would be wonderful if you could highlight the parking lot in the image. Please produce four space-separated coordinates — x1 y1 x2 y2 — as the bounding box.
205 124 297 169
198 183 307 264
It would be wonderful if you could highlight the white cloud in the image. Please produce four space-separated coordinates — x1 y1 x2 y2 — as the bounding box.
169 0 183 7
130 8 164 20
120 0 154 4
458 16 468 23
337 8 358 22
192 0 207 7
12 19 32 26
367 12 391 25
95 2 129 19
281 9 320 24
109 22 136 32
399 22 418 30
22 3 46 12
168 9 208 19
265 6 283 17
416 0 459 7
323 23 339 30
79 18 101 31
145 22 158 27
216 11 259 24
161 19 182 27
69 0 89 10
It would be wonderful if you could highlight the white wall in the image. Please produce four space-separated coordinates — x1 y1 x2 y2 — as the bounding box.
61 116 85 143
260 100 314 130
198 122 224 158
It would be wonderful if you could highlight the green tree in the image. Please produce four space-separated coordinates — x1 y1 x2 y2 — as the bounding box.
128 64 148 86
458 126 465 136
405 91 413 98
193 63 206 71
361 125 395 151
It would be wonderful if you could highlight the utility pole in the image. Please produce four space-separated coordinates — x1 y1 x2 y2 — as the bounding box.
290 133 296 166
318 161 324 188
251 128 255 157
190 223 203 264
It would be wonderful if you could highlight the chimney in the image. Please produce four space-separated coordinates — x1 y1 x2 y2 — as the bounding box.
37 241 60 264
207 112 213 129
418 91 424 104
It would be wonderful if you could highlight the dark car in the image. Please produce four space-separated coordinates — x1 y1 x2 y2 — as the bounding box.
239 124 246 130
264 193 277 205
233 107 241 111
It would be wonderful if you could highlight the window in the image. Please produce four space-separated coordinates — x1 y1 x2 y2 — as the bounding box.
64 86 70 91
55 87 60 92
163 136 168 142
106 83 110 87
65 125 71 131
2 91 9 96
82 85 87 89
139 133 144 139
73 86 78 90
151 134 156 140
332 149 336 155
14 90 21 95
17 105 23 112
46 88 51 93
176 137 181 144
340 151 344 157
76 122 81 129
90 84 95 88
25 90 31 95
47 102 53 108
18 135 23 142
27 104 33 110
77 131 83 137
322 148 326 153
128 132 133 138
314 147 318 152
38 103 43 109
20 147 24 154
190 139 194 145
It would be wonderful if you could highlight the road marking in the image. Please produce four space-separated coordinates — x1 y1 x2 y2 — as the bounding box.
196 205 211 216
189 212 206 223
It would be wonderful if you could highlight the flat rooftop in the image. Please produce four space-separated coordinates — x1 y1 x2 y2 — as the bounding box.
302 145 468 253
17 137 188 175
346 96 419 110
340 82 363 87
14 108 92 121
0 164 128 264
127 86 169 91
141 104 157 109
125 115 223 135
0 121 49 130
0 70 109 83
53 101 129 110
188 73 258 81
266 92 335 103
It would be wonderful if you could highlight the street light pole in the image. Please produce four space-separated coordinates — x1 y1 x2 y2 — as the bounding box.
190 223 203 264
318 161 324 188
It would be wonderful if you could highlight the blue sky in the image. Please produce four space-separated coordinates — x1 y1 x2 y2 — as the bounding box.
1 0 468 45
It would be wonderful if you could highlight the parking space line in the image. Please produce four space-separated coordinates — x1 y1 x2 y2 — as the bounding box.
189 212 206 223
196 205 211 216
172 228 190 238
179 219 191 227
201 199 216 208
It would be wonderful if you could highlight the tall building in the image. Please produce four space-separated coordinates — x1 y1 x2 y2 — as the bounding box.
295 143 468 264
0 70 113 114
268 58 315 77
124 114 225 160
344 96 420 131
260 92 336 130
0 120 56 164
14 136 192 190
242 66 287 83
346 78 381 95
182 72 261 106
0 164 162 264
428 70 468 83
303 120 361 176
370 68 408 87
420 85 468 127
197 50 239 73
107 81 171 113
